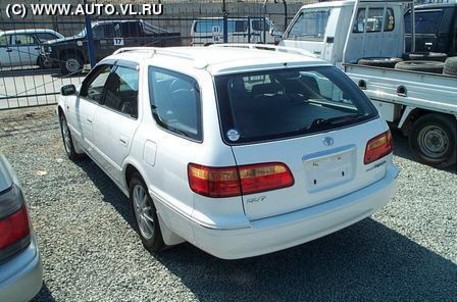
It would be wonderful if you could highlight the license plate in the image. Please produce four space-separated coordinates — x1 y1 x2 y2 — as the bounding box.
303 148 355 192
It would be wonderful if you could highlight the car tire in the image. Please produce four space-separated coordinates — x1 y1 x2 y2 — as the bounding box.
60 53 83 75
37 55 52 69
59 114 83 161
408 114 457 168
403 52 447 62
395 60 444 73
357 57 403 68
129 173 165 253
443 56 457 76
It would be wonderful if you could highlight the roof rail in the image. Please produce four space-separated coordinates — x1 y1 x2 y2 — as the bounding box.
209 44 317 58
112 47 196 61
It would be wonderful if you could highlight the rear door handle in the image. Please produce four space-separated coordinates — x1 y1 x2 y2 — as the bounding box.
313 50 322 55
6 49 12 53
86 118 92 124
119 135 129 147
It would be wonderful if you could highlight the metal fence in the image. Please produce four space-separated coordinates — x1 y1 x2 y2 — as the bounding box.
0 1 306 110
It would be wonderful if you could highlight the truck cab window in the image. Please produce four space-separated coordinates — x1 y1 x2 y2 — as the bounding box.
287 10 330 41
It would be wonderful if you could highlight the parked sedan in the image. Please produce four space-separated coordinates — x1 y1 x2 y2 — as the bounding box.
0 155 43 301
0 29 64 68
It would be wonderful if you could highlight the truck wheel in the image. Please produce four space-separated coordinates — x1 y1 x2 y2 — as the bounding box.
443 57 457 76
403 52 447 62
60 53 83 75
409 114 457 168
395 60 444 74
129 173 165 253
357 57 402 68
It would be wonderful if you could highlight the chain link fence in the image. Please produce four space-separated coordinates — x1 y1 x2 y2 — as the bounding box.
0 0 309 110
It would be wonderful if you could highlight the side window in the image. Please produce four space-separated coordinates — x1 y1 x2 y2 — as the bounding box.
0 35 9 46
405 10 443 34
353 7 395 33
384 8 395 32
287 10 330 41
252 19 270 31
353 8 366 33
149 67 202 141
366 8 384 32
13 34 36 45
80 65 113 102
103 66 139 117
35 33 60 43
93 24 115 39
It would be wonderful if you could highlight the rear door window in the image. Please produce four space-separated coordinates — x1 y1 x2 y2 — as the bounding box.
215 66 377 144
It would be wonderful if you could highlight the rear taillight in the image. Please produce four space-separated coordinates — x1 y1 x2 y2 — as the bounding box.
364 130 393 164
0 206 30 249
0 185 31 261
188 162 294 198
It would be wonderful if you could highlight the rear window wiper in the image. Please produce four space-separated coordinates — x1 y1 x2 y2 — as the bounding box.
305 113 366 132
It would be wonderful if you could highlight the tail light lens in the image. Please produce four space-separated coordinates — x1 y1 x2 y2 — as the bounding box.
188 162 294 198
0 185 31 261
364 130 393 164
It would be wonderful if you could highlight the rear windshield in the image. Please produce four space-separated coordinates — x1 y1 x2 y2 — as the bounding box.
214 66 377 144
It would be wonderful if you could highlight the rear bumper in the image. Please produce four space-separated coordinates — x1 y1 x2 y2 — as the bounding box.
191 164 399 259
0 237 43 302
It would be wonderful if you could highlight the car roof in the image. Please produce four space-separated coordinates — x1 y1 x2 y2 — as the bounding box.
109 46 331 75
1 28 60 35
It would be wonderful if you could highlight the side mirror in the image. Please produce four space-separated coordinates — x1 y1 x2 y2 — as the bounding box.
61 84 76 96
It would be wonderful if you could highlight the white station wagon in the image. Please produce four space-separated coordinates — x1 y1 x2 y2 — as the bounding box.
57 45 399 259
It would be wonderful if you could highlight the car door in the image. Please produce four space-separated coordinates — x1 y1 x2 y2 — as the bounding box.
67 64 114 153
91 61 139 185
404 9 445 53
92 23 117 60
0 34 13 67
10 33 41 66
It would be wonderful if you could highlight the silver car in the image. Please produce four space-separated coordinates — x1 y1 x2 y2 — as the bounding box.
0 155 43 301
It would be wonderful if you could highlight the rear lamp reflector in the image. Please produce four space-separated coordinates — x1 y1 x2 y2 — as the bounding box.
364 130 393 164
0 206 30 250
188 162 294 198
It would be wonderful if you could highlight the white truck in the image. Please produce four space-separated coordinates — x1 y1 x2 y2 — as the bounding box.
279 0 457 168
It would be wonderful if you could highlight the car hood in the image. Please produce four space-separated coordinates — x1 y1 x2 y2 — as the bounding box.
45 35 83 44
0 155 13 192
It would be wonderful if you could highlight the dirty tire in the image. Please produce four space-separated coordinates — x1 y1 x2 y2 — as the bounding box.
395 60 444 73
403 52 447 62
357 57 403 68
443 57 457 76
60 53 83 75
59 114 82 161
37 55 52 69
129 173 165 253
409 114 457 168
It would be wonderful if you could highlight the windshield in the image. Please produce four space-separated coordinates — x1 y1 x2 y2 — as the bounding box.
214 66 377 144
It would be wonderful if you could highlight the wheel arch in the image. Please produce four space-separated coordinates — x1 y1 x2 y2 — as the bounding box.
124 162 185 246
399 108 456 136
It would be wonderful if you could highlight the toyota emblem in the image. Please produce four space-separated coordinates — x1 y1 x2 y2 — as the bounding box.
323 137 334 147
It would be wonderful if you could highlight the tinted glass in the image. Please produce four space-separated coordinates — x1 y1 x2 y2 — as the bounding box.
215 66 377 144
80 65 112 102
148 67 202 141
13 34 36 45
287 10 330 41
104 66 139 116
404 10 443 34
353 8 395 33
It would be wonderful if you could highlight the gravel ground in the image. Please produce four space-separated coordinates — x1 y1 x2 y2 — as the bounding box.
0 106 456 302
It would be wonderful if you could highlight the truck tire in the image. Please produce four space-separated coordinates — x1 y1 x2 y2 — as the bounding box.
60 53 83 75
409 114 457 168
395 60 444 74
443 57 457 76
357 57 402 68
403 52 447 62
